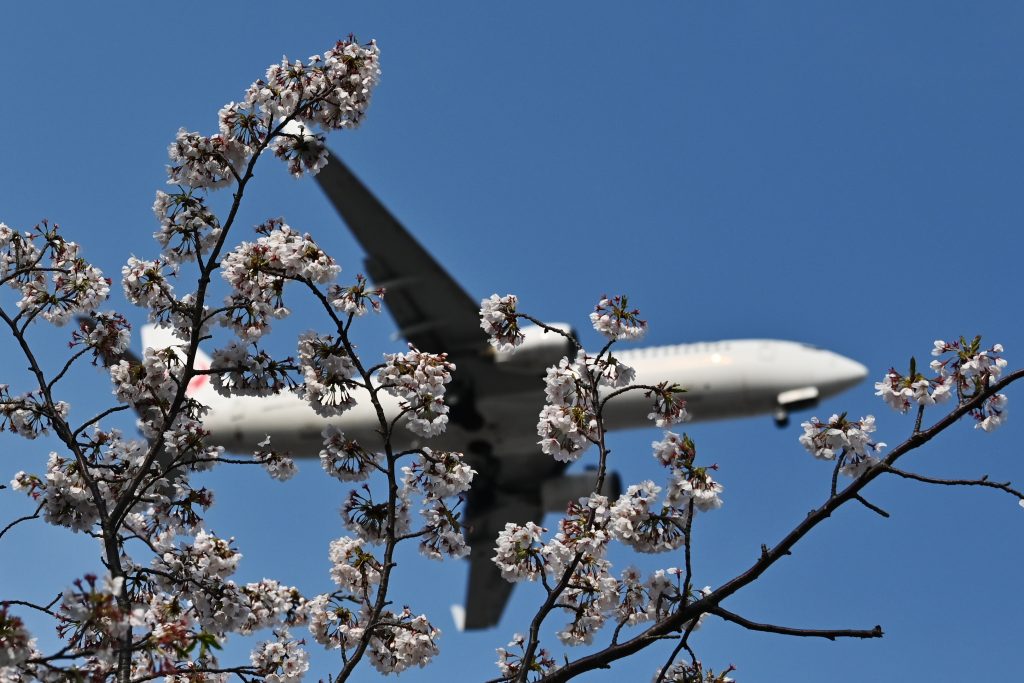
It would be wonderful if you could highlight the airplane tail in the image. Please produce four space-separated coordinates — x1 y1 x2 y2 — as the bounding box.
139 324 224 407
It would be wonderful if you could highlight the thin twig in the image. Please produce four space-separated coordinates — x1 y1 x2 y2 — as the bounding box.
0 503 43 541
883 465 1024 501
853 494 890 518
711 606 883 641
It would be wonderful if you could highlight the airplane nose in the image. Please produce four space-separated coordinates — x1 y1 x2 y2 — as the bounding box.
822 352 869 393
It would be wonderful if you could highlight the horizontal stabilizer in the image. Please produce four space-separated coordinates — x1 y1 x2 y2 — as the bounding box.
541 470 622 513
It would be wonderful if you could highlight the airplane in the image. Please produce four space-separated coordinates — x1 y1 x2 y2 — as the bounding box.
136 149 868 631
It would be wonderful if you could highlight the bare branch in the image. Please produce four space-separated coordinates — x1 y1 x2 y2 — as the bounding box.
883 465 1024 502
0 503 43 541
711 606 883 641
853 494 890 518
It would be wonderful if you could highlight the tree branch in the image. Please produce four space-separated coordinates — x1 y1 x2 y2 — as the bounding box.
0 503 43 541
882 465 1024 502
540 367 1023 681
710 606 883 641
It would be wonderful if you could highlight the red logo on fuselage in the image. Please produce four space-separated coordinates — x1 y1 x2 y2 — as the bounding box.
187 358 211 396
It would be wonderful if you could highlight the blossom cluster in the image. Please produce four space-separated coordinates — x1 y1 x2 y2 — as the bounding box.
402 448 475 500
590 294 647 341
2 410 314 677
250 631 309 682
0 36 388 683
362 608 441 675
70 312 131 365
646 381 689 428
479 293 525 351
0 606 33 669
171 38 379 189
210 340 298 397
152 190 222 265
380 346 455 437
873 339 1011 432
930 337 1009 431
0 387 69 440
319 425 380 481
657 661 737 683
536 356 603 462
121 255 202 337
341 485 411 544
295 331 358 416
220 220 340 340
496 633 559 681
304 537 442 673
329 273 385 317
491 508 705 645
799 414 886 477
254 436 298 481
0 222 109 327
653 432 724 511
875 367 953 414
492 485 719 645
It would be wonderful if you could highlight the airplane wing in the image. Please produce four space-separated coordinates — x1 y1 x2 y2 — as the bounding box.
314 150 489 356
311 152 579 629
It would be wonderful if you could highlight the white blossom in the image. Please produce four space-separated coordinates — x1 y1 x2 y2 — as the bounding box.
248 38 380 128
152 190 221 264
537 404 593 462
166 129 246 189
666 468 724 511
304 595 364 650
418 502 469 560
977 394 1008 432
250 631 308 683
380 346 454 437
479 294 524 351
273 121 328 177
254 436 297 481
589 295 646 341
646 382 688 427
402 448 475 500
492 522 547 582
319 426 379 481
364 608 440 675
328 537 381 595
211 341 295 397
328 274 384 316
555 557 618 646
608 482 687 552
799 414 886 477
496 634 558 680
295 331 358 416
652 431 696 468
0 608 32 668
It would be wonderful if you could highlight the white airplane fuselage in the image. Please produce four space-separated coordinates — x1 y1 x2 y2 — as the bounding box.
198 338 867 460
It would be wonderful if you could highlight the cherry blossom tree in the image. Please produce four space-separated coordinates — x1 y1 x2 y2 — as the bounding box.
0 37 1021 683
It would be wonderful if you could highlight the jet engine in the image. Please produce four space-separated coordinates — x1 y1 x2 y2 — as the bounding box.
493 323 576 373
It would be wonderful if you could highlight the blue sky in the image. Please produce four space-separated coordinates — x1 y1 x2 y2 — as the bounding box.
1 2 1022 681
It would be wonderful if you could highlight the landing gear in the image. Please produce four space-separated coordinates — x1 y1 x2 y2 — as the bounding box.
445 379 484 431
773 406 789 428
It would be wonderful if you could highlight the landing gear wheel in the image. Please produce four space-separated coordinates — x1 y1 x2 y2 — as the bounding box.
773 406 789 428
